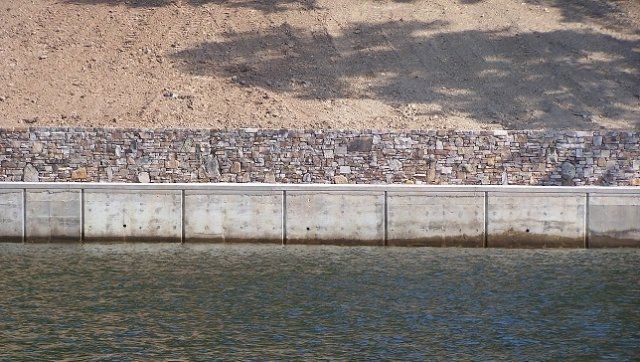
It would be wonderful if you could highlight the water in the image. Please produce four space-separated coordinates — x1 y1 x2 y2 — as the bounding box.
0 244 638 360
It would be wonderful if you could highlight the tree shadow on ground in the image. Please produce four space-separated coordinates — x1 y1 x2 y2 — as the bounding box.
63 0 418 11
63 0 320 11
64 0 174 7
64 0 638 27
171 21 640 129
524 0 627 24
461 0 637 32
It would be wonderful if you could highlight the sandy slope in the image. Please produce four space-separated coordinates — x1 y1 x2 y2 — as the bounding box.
0 0 638 130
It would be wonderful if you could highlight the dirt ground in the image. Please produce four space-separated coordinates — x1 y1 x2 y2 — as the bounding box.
1 0 639 130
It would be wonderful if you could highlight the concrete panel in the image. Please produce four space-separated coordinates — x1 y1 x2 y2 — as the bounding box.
184 191 282 243
26 190 81 242
488 192 585 248
84 190 181 242
589 195 640 248
0 189 23 242
286 191 384 245
387 192 484 247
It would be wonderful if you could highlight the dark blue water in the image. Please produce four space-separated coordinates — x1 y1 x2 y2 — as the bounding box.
0 244 638 360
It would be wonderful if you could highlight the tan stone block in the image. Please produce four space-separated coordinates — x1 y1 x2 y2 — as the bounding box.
427 168 436 182
264 173 276 183
515 134 528 143
32 142 44 154
333 175 349 184
71 167 87 180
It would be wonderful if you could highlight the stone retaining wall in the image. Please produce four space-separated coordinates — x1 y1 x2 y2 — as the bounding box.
1 128 639 185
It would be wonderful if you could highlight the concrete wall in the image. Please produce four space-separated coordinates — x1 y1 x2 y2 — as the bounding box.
84 189 182 242
286 191 385 245
487 192 586 248
0 189 23 242
26 189 81 242
387 192 484 247
0 183 638 247
589 195 640 248
184 190 282 243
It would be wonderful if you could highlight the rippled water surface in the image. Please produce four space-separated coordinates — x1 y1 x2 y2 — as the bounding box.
0 244 639 360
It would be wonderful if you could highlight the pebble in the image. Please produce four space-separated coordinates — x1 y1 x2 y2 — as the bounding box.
163 90 178 99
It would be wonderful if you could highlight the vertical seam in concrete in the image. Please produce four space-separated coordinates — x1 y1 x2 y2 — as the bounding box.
80 188 85 243
181 189 185 244
483 191 488 248
584 192 589 249
22 188 26 243
282 190 287 245
384 191 388 246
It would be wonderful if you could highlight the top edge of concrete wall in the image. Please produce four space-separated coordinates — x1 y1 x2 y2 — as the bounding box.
1 127 638 135
1 182 638 194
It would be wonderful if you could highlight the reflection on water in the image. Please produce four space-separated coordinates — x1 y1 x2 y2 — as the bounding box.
0 244 638 359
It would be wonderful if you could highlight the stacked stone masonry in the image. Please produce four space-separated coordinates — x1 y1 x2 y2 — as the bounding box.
1 128 639 185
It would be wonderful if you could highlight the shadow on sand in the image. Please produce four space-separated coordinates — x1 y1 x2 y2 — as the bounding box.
64 0 634 27
64 0 316 12
170 21 640 129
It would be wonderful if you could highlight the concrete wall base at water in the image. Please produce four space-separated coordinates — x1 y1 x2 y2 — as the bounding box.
0 183 638 248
